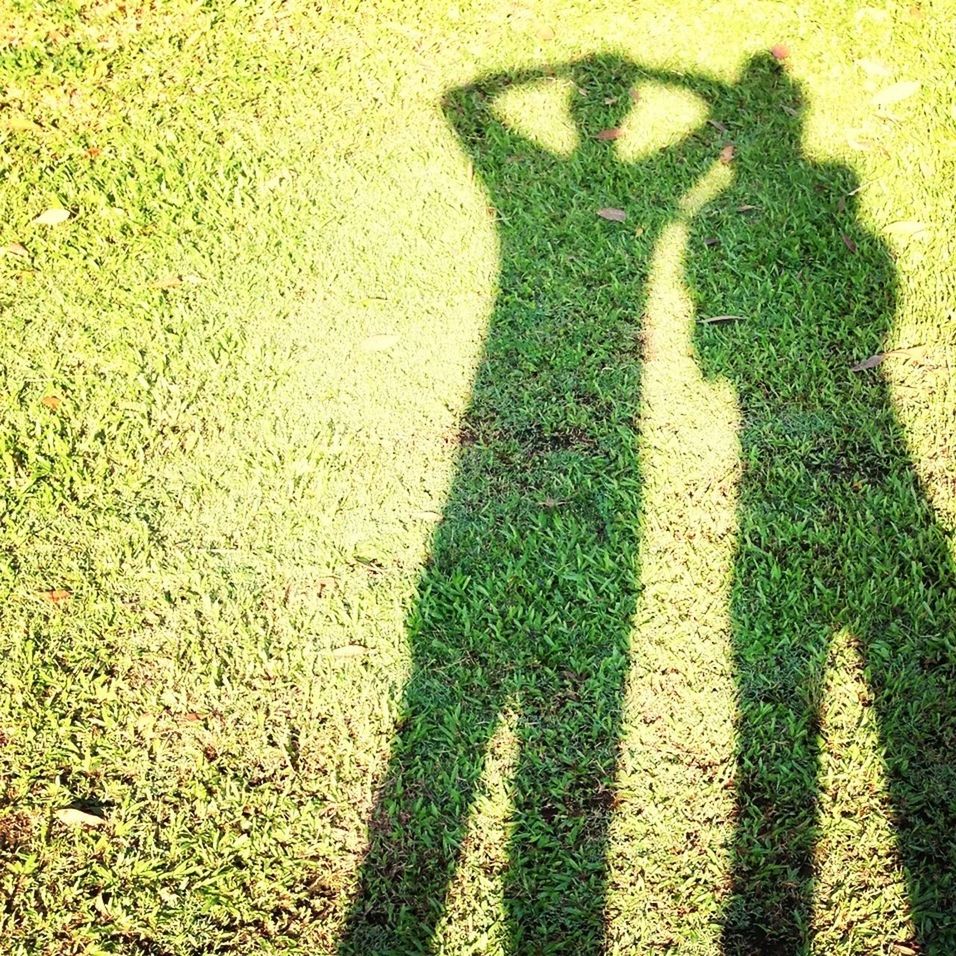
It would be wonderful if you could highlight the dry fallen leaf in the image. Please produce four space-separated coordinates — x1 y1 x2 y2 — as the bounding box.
596 127 622 141
703 237 720 248
41 395 61 411
891 942 919 956
700 315 744 324
872 81 921 108
851 345 927 372
597 207 626 222
33 208 71 226
3 242 29 259
886 220 930 238
56 807 106 827
6 115 40 133
360 333 399 352
708 119 728 133
850 353 886 371
41 589 72 604
411 509 443 522
841 233 858 253
719 144 735 164
86 146 101 159
771 43 790 60
856 58 892 77
628 88 640 103
737 204 758 213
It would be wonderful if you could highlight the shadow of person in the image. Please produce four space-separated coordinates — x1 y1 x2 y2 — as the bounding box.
678 53 956 954
339 49 956 954
338 54 728 954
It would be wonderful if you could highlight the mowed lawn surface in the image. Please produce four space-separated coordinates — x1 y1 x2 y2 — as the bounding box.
1 1 954 953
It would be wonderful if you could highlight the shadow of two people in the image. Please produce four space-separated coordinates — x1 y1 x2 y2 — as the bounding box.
341 51 956 954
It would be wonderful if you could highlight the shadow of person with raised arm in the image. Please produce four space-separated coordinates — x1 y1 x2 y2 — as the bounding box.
339 54 726 954
679 53 956 954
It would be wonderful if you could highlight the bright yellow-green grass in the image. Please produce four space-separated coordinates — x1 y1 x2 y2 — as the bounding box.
1 1 954 954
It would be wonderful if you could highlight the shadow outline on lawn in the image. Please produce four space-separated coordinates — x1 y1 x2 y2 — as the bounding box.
338 50 956 955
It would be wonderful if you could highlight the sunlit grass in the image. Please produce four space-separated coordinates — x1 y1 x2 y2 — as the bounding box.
0 0 953 953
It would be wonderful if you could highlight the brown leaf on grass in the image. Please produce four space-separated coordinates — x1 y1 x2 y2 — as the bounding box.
411 509 442 522
359 333 399 352
856 58 892 77
33 208 71 226
851 345 927 372
628 88 640 102
41 589 72 604
841 233 858 253
851 353 886 371
771 43 790 60
86 146 101 159
891 942 919 955
737 204 758 213
708 119 728 133
41 395 61 411
597 207 626 222
703 237 720 247
699 315 744 324
3 242 29 259
886 220 930 238
55 807 106 827
6 115 41 133
719 144 735 164
872 81 921 108
595 127 622 141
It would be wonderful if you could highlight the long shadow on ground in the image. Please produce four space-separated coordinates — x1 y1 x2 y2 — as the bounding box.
682 55 956 954
339 52 956 954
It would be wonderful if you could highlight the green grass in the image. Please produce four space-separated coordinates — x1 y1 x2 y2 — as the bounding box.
0 1 954 954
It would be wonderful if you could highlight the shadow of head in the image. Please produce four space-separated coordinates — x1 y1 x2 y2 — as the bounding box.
442 50 807 159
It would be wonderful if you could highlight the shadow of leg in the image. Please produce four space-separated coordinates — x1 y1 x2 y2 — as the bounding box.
721 567 829 956
844 481 956 949
340 664 504 955
503 653 629 954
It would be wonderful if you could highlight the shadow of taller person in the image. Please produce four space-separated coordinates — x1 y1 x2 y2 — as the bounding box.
339 55 729 954
679 53 956 953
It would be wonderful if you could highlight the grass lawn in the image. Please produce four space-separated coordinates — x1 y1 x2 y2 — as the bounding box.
1 0 955 953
